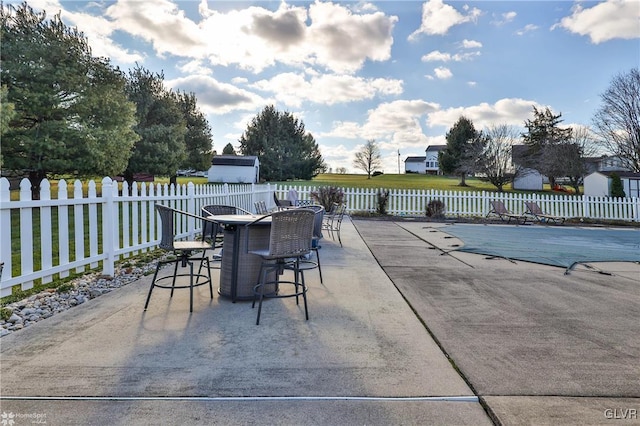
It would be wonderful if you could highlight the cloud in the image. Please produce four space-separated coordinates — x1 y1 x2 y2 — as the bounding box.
409 0 482 40
516 24 539 36
165 75 268 114
323 100 439 147
250 72 403 107
433 67 453 79
492 11 517 26
426 98 545 130
106 0 208 58
555 0 640 44
461 39 482 49
196 1 398 73
421 50 480 62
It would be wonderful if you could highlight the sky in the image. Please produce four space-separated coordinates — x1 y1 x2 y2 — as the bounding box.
11 0 640 174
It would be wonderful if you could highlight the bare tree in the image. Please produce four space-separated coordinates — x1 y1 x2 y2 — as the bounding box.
592 67 640 172
353 139 381 179
474 124 518 192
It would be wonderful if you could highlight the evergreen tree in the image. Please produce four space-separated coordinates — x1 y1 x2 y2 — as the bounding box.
1 2 138 198
173 91 213 185
124 66 186 188
610 173 626 198
222 143 236 155
439 116 478 186
239 105 326 180
520 106 573 188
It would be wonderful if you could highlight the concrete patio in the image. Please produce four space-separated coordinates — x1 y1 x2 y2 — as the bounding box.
1 217 638 425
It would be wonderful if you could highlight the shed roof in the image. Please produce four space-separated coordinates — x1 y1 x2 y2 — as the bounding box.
211 155 258 166
405 156 426 163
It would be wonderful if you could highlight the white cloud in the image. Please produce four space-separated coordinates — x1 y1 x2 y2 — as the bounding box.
555 0 640 44
409 0 482 40
461 39 482 49
492 11 517 26
516 24 539 36
422 50 480 62
250 72 403 108
434 67 453 79
426 98 545 130
165 75 268 115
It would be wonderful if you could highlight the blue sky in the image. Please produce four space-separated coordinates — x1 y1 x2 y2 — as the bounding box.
15 0 640 173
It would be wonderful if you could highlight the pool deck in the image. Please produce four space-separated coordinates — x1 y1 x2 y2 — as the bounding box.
1 217 639 425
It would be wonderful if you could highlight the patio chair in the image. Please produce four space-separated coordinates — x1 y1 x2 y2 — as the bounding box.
145 204 213 313
246 208 315 325
289 204 324 283
201 205 252 268
524 201 566 225
487 200 527 224
254 200 269 215
322 203 346 247
273 192 292 209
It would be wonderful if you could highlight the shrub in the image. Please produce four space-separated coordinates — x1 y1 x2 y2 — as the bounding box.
376 189 390 215
372 170 384 177
426 199 445 219
610 173 626 198
311 186 345 212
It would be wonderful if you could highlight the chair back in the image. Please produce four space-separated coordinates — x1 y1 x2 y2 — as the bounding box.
156 204 176 251
254 200 269 215
306 205 325 240
268 209 315 258
525 201 543 215
491 200 508 214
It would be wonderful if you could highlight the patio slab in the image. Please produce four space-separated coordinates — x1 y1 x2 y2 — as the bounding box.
0 217 490 425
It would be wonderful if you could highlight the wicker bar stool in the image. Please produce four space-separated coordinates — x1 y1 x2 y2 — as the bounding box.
246 208 315 325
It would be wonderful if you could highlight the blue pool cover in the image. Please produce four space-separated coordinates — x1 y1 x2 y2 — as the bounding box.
442 224 640 269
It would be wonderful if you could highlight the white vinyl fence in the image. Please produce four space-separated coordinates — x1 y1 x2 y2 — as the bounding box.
1 177 638 296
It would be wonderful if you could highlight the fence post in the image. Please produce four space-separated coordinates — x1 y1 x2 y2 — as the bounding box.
187 182 196 239
101 177 116 277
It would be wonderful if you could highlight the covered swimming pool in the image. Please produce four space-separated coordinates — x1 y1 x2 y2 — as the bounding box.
442 224 640 272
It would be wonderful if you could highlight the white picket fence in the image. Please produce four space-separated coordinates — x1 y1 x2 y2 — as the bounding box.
1 177 638 296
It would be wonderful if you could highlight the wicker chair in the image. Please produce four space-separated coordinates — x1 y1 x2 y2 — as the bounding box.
144 204 213 313
288 204 324 283
246 208 315 325
201 205 251 268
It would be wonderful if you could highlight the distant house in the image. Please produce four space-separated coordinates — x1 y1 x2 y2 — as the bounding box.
207 155 259 183
425 145 445 175
584 171 640 198
404 156 426 173
404 145 445 174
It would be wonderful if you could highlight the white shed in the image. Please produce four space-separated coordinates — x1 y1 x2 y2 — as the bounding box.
207 155 259 183
584 171 640 198
513 168 543 190
404 156 426 174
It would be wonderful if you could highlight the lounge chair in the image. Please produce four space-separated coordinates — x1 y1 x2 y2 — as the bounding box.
487 200 527 224
524 201 566 224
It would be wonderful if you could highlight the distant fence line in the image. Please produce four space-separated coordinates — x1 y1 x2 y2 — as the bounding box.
1 177 638 296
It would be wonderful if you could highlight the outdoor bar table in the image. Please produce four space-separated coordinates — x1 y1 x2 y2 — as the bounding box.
207 214 275 301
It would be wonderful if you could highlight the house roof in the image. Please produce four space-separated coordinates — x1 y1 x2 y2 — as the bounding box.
405 156 426 163
589 171 640 179
425 145 445 153
211 155 258 166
